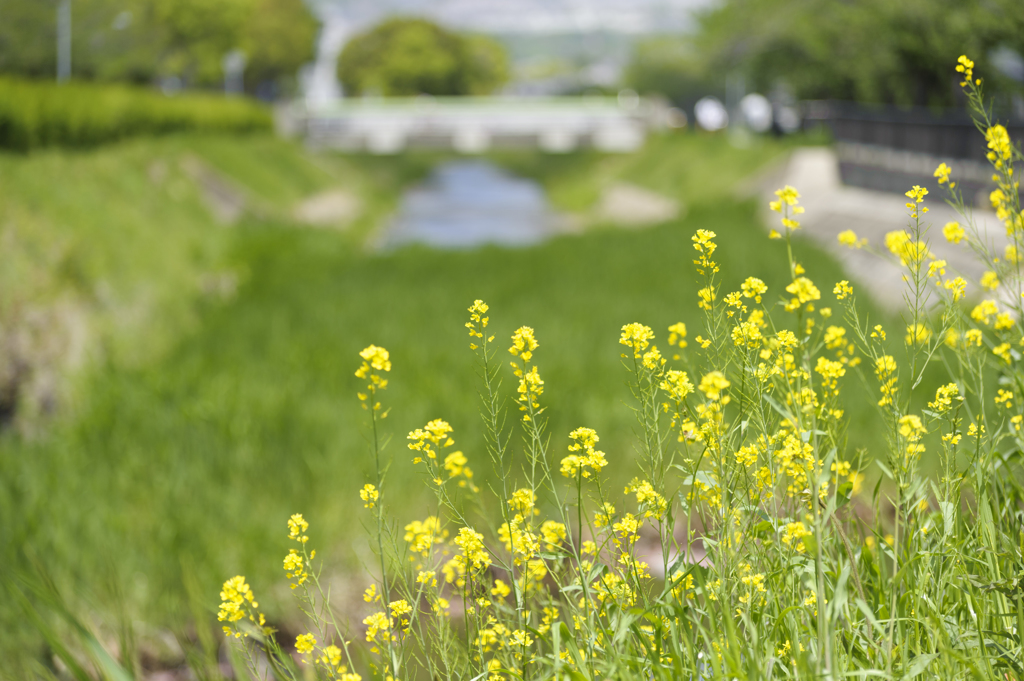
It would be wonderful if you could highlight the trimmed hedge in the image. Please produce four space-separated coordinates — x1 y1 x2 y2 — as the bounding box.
0 78 272 151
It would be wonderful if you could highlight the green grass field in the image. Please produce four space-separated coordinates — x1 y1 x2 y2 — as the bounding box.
0 130 899 672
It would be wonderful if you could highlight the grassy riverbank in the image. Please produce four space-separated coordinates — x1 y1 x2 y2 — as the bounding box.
1 130 892 675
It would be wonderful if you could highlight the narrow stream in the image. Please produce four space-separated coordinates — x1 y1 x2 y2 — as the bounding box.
381 160 566 250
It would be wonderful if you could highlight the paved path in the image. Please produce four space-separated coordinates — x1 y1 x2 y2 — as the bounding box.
755 148 1007 312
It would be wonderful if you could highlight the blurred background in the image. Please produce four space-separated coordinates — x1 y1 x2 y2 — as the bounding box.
1 0 1023 678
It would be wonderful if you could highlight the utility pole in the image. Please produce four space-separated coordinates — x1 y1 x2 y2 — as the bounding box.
57 0 72 83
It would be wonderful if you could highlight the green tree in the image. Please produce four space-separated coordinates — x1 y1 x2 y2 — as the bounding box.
154 0 250 86
624 36 720 106
0 0 59 78
241 0 318 95
695 0 1024 106
338 18 508 97
0 0 317 95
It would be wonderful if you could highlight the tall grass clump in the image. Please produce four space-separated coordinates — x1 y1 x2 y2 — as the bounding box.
217 56 1024 679
0 78 270 151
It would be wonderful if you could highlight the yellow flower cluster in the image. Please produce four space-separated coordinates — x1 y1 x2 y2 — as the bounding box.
986 125 1012 168
691 229 719 275
884 230 932 267
539 520 567 549
943 221 966 244
928 383 962 413
453 527 491 572
934 162 954 188
288 513 309 543
875 355 898 407
355 345 391 412
833 280 853 300
288 634 315 659
620 323 662 371
509 327 544 420
781 521 811 551
466 299 492 349
698 371 730 403
769 185 805 234
904 185 929 219
784 276 820 312
837 229 867 249
407 418 455 464
905 323 931 345
497 514 539 565
217 576 263 637
898 414 926 461
814 356 846 395
404 516 447 558
970 300 998 325
667 322 688 351
560 426 608 478
626 478 667 519
284 549 308 589
944 276 966 301
363 611 391 643
956 54 974 86
775 435 815 499
660 369 694 403
443 450 475 488
507 487 538 516
360 483 379 508
389 599 413 632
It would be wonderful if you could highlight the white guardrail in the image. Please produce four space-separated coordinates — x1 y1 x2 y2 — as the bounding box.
283 96 679 154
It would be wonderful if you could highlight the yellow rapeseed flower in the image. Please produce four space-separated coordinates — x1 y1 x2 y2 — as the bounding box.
741 277 767 302
875 355 898 407
837 229 867 248
833 280 853 300
360 484 379 508
905 323 931 345
971 300 998 325
785 277 821 311
466 299 491 348
288 514 309 543
509 326 539 361
944 276 966 301
691 229 719 274
295 633 317 654
698 371 731 402
928 383 962 412
943 221 966 244
956 55 974 86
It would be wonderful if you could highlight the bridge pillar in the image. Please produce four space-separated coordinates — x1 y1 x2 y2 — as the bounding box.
593 122 644 152
366 127 407 155
539 129 578 153
453 127 491 154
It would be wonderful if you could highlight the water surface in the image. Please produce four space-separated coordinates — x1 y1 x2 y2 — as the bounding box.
381 160 564 250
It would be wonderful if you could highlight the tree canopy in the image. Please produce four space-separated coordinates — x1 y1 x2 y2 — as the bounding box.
0 0 318 95
337 18 509 97
692 0 1024 106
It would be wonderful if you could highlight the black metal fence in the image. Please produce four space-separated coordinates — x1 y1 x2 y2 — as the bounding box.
803 100 1024 201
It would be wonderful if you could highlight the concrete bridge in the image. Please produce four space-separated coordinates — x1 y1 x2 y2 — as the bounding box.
290 96 678 154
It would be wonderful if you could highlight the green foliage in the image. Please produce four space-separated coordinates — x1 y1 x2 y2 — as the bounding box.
0 77 270 150
0 131 816 674
0 0 318 93
154 0 252 86
241 0 318 94
215 64 1024 680
624 36 721 106
338 18 509 97
695 0 1024 105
